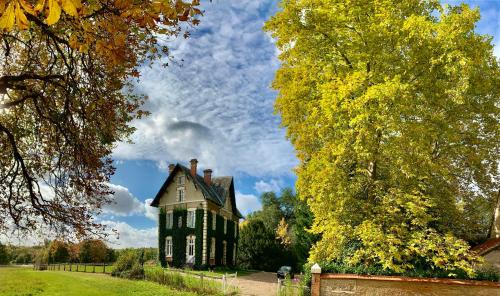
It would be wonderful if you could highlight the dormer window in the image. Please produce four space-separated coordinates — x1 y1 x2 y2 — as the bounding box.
177 175 185 186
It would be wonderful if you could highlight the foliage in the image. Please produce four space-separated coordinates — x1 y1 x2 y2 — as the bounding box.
48 239 69 263
112 249 144 280
78 239 109 263
238 219 288 271
144 266 224 296
0 267 197 296
265 0 499 276
243 188 317 271
276 217 292 247
0 0 202 238
0 241 9 264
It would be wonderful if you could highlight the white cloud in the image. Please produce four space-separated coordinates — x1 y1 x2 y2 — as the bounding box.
102 220 157 248
113 0 298 177
254 179 282 194
235 191 261 216
102 184 158 222
144 198 159 221
103 184 144 216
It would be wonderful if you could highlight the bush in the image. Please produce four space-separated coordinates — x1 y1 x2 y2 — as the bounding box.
112 250 144 279
0 242 10 265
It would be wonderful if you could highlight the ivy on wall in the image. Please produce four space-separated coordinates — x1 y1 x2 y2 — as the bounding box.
158 206 238 269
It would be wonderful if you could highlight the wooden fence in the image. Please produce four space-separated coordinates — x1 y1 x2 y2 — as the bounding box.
34 263 112 274
167 267 238 294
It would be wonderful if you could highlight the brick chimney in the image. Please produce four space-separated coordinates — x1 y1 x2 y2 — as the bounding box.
168 163 175 174
190 159 198 177
203 169 212 185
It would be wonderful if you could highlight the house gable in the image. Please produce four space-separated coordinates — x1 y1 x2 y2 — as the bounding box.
151 162 243 219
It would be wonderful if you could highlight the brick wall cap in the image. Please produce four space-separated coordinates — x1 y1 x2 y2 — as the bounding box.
311 263 322 274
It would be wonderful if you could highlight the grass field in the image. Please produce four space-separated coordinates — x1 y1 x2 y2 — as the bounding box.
0 267 196 296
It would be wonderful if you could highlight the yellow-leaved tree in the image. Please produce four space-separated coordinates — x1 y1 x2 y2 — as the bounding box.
0 1 201 238
265 0 499 277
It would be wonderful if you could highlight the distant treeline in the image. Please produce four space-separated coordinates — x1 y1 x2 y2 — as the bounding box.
0 240 157 265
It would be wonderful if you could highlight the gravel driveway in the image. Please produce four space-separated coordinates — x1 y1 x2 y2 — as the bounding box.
234 271 278 296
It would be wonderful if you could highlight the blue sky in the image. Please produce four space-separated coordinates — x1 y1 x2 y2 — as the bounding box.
92 0 500 248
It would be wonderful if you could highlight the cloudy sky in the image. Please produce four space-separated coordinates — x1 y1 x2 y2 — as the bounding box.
14 0 497 248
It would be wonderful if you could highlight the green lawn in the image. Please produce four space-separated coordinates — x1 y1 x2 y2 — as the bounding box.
0 267 196 296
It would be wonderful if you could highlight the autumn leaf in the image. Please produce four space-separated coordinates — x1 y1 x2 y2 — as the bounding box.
46 0 61 25
61 0 80 17
14 1 29 29
18 0 34 15
0 1 15 30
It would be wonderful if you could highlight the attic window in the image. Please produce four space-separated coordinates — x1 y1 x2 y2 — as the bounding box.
177 175 185 186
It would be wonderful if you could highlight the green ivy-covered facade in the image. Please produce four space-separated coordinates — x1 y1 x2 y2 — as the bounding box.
159 207 238 269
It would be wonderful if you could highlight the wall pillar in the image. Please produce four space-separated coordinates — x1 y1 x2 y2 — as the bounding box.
311 263 322 296
202 202 208 265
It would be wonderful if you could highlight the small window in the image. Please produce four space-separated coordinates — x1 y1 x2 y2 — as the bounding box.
177 175 185 186
187 209 196 228
223 218 227 234
187 235 196 257
210 238 216 260
166 211 173 229
178 216 183 228
177 188 185 202
212 211 216 230
165 236 172 257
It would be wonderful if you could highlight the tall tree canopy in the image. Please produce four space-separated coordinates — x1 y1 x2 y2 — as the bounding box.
0 1 201 238
265 0 499 276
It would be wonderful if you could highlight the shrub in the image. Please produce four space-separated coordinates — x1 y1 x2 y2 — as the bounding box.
112 250 144 279
0 242 10 265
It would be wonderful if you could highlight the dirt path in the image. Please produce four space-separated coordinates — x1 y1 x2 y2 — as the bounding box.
233 271 278 296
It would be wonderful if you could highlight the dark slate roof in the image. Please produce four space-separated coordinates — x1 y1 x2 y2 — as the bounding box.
150 164 243 218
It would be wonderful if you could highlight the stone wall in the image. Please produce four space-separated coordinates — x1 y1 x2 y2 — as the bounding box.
310 265 500 296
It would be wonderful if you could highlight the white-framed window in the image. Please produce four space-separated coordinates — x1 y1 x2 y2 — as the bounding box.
177 188 185 202
210 237 216 260
165 236 172 257
234 221 237 237
166 211 173 229
187 209 196 228
187 235 196 257
177 175 185 186
212 211 216 230
222 241 227 265
223 217 227 234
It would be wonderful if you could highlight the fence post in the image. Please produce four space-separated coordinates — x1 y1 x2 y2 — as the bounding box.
311 263 322 296
103 263 106 274
222 274 226 295
201 274 204 290
277 278 282 295
93 264 96 273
